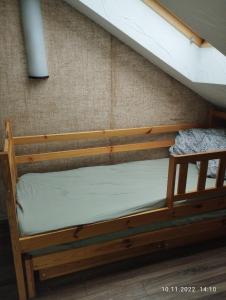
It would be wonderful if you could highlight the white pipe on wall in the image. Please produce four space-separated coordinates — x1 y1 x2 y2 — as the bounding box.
20 0 49 78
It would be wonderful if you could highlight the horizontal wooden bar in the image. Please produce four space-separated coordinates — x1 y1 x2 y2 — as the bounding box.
39 243 161 280
174 187 226 201
177 163 188 194
32 216 226 270
15 139 174 164
172 149 226 164
39 229 226 280
13 123 200 145
19 196 226 252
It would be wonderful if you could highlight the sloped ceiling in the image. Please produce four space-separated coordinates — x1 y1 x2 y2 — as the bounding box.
159 0 226 56
63 0 226 108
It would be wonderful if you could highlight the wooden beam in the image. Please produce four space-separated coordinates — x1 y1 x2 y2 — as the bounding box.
1 153 27 300
5 120 17 181
197 160 208 191
144 0 204 47
166 156 177 208
4 139 9 152
172 150 226 164
19 196 226 252
15 139 174 164
39 229 226 281
13 123 200 145
174 187 226 201
24 256 36 299
32 216 226 270
216 158 226 188
177 163 188 194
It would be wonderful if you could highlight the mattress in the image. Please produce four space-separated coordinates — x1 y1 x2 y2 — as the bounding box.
17 158 217 236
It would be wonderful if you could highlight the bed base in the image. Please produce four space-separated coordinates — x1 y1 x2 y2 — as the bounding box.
1 108 226 300
24 216 226 298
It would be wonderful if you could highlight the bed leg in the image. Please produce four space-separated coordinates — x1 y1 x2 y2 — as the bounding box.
24 255 36 299
12 250 27 300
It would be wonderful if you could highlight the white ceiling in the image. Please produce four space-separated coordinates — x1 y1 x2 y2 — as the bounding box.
159 0 226 56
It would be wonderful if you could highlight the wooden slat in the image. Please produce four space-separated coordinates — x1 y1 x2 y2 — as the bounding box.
197 160 208 191
15 139 174 164
1 153 27 300
166 156 177 208
5 120 17 181
32 216 226 270
216 158 226 188
4 139 9 152
13 123 200 145
177 163 188 194
144 0 204 46
19 195 226 253
24 256 36 299
172 149 226 164
39 229 226 281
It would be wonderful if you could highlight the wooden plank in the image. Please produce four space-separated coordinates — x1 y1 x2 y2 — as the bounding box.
15 139 174 164
1 153 27 300
166 156 177 208
19 196 226 253
144 0 204 46
174 187 226 201
5 120 18 181
177 163 188 194
216 158 226 188
24 256 36 299
172 149 226 164
32 216 226 270
197 160 208 191
4 139 9 152
39 229 226 281
13 123 200 145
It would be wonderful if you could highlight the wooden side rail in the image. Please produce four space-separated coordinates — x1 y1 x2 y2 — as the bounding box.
15 139 174 164
13 123 200 145
12 122 201 165
166 150 226 206
5 120 17 182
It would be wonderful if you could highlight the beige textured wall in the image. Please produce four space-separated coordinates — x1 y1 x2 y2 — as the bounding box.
0 0 211 218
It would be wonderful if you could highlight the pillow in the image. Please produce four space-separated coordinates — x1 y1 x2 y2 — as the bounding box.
169 128 226 178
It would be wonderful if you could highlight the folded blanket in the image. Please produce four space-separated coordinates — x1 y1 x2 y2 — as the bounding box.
169 128 226 178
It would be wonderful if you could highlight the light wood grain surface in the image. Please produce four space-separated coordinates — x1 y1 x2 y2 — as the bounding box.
1 222 226 300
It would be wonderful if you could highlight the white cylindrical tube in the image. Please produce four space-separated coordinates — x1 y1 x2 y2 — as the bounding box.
20 0 49 78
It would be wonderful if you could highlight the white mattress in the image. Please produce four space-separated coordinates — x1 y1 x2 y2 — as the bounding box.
16 158 216 236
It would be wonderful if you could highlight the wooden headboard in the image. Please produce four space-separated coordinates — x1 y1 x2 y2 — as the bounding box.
209 109 226 127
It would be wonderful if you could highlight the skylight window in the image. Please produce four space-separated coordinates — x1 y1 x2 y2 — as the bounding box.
143 0 210 47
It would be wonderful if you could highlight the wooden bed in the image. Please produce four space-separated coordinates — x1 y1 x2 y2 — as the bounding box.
1 109 226 300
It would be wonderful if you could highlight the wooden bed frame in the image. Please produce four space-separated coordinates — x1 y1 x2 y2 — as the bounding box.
1 109 226 300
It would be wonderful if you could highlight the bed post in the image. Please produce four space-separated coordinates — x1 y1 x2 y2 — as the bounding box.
1 120 27 300
166 155 177 209
208 108 214 128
